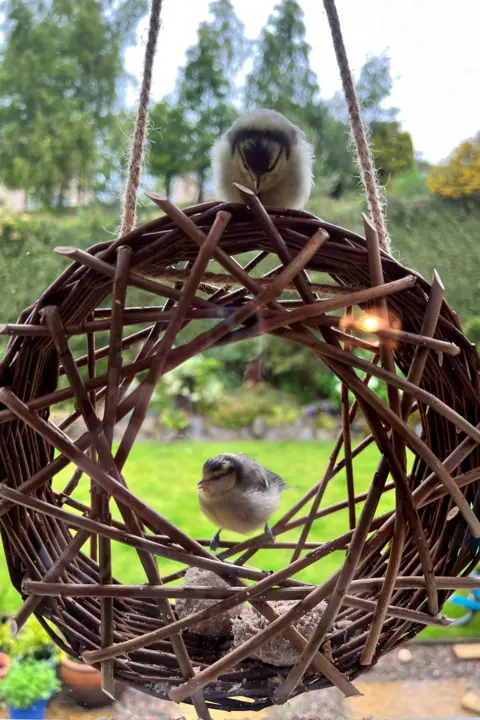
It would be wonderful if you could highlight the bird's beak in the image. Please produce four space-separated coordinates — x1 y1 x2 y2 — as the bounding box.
197 477 212 488
254 173 263 194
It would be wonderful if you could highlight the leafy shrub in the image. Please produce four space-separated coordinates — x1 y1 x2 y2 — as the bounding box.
148 355 227 431
464 317 480 348
331 348 391 409
370 120 415 180
0 660 60 709
12 618 59 663
427 134 480 200
156 355 225 413
390 170 428 198
314 414 338 431
2 195 479 430
0 618 12 655
0 614 58 662
386 195 480 321
160 407 190 432
207 383 301 430
0 206 118 325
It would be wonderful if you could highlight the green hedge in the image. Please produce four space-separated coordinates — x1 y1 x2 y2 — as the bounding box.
309 193 480 324
0 197 478 412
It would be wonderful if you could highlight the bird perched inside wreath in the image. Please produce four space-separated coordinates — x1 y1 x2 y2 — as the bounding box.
197 453 291 551
211 109 314 209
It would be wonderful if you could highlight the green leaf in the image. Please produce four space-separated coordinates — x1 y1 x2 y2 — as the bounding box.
0 660 60 709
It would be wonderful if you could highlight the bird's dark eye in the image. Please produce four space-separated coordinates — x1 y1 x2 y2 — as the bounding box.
204 457 231 473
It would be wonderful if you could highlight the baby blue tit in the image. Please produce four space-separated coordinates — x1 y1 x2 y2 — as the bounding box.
197 452 290 552
211 109 314 209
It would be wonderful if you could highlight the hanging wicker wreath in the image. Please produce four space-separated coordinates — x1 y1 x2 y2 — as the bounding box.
0 191 479 716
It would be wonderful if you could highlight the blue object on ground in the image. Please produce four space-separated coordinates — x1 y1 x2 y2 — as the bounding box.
8 698 47 719
449 593 480 611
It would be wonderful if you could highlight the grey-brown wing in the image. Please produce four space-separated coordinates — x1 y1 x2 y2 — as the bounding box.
265 469 290 491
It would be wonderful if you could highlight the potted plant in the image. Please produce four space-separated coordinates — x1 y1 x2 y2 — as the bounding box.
59 655 126 709
0 615 59 667
0 659 60 719
14 618 60 665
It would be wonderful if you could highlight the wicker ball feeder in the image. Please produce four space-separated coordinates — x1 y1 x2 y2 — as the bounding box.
1 0 479 714
0 188 479 716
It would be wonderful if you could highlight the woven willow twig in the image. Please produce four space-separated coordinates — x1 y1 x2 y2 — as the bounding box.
0 198 479 713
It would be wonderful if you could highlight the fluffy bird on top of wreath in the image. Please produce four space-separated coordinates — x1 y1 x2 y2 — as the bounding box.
211 109 314 209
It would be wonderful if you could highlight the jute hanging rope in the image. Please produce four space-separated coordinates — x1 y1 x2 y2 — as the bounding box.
120 0 163 237
322 0 390 252
0 0 479 716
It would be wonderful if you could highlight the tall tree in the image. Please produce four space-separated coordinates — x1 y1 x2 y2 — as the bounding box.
370 120 415 180
96 108 136 202
147 100 192 199
0 0 147 207
357 54 414 180
176 0 247 200
245 0 336 195
319 114 357 197
331 52 398 126
357 52 399 123
327 52 413 190
246 0 319 118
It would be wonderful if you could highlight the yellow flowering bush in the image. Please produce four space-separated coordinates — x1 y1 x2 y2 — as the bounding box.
428 135 480 199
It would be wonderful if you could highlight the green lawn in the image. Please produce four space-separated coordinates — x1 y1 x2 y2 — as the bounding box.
0 440 478 640
54 440 389 589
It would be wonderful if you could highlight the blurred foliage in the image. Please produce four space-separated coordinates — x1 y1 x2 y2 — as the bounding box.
314 413 338 431
385 195 480 321
370 120 415 180
465 316 480 349
428 134 480 200
147 2 413 201
262 336 337 404
0 613 60 663
148 355 226 430
245 0 320 117
331 53 415 184
170 0 247 200
327 52 415 196
0 0 147 207
1 195 479 416
203 334 338 405
356 52 399 123
158 355 226 411
207 383 301 430
0 205 117 323
389 169 428 198
308 192 480 322
147 101 193 199
0 0 420 206
0 658 60 709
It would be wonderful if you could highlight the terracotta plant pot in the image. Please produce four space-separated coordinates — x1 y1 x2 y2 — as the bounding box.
0 651 11 679
59 657 126 709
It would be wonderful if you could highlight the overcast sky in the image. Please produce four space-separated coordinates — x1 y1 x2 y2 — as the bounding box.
125 0 479 164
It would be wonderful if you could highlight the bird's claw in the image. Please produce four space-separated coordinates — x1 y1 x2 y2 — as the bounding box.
210 529 222 553
264 523 275 545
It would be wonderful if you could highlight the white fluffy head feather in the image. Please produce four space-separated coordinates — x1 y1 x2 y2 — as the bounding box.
211 109 314 209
